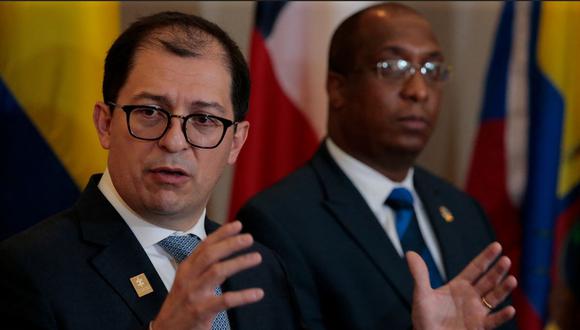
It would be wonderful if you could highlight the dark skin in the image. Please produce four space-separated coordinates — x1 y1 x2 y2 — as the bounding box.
326 5 517 329
408 243 517 330
327 6 443 182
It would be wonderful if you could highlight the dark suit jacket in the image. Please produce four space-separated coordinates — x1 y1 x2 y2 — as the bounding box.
0 175 299 330
238 144 516 330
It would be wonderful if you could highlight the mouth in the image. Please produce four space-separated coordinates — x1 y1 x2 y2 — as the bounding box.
148 166 191 184
150 166 189 176
397 115 429 131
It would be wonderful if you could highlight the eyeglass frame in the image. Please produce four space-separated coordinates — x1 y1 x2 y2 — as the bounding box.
106 102 238 149
375 59 451 83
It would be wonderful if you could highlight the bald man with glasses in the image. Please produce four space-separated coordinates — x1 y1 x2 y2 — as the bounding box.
238 3 518 329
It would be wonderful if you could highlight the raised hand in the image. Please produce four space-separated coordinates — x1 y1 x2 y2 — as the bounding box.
152 221 264 330
408 242 517 330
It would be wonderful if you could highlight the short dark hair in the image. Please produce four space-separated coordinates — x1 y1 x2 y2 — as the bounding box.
328 9 364 76
103 11 250 121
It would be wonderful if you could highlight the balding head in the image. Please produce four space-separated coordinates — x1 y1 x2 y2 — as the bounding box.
103 12 250 122
328 3 432 76
325 3 445 180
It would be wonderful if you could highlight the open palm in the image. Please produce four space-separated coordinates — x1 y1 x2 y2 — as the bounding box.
408 243 517 330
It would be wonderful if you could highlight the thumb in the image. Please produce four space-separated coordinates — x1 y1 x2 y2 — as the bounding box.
406 251 431 293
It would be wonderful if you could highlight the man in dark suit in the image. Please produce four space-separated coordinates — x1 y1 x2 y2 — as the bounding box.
238 3 517 329
1 8 514 330
0 12 298 330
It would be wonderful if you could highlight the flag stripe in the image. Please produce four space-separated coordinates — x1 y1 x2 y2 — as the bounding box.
264 2 376 137
505 1 530 206
0 2 119 189
468 2 580 328
479 1 514 121
255 2 286 38
465 2 522 273
522 1 565 317
229 2 377 219
537 3 580 199
0 2 120 238
0 79 79 240
228 28 319 218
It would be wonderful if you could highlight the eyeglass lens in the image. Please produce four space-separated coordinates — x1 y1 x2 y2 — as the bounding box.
128 107 227 148
377 59 449 82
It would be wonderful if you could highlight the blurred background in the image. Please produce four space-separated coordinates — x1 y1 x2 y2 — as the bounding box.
1 2 579 329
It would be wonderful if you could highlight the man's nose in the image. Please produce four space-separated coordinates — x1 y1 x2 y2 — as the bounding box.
400 71 429 102
158 117 190 152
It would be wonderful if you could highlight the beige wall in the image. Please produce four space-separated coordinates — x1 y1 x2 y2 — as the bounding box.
120 1 503 223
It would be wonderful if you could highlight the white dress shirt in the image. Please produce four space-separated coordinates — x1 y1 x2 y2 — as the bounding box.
98 169 207 290
326 139 446 280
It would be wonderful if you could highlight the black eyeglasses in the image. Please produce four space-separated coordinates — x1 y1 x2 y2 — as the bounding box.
107 102 237 149
375 59 451 83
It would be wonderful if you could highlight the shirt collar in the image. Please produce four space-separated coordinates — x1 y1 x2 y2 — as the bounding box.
326 138 415 211
97 168 207 248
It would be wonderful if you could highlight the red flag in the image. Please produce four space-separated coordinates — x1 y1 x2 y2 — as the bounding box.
229 2 375 219
466 2 580 328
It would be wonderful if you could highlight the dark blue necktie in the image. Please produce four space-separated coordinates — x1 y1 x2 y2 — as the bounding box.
159 234 231 330
386 187 444 288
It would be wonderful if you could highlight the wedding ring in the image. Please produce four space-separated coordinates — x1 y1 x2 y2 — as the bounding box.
481 296 493 310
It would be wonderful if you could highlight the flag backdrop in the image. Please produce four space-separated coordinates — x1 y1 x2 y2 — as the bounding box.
466 2 580 329
228 1 375 219
0 2 119 239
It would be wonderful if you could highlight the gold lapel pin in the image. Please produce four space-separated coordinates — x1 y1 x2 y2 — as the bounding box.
130 273 154 298
439 206 454 223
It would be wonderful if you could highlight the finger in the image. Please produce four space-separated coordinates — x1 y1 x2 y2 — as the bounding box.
204 288 265 315
155 287 264 328
482 275 518 310
182 234 255 276
474 256 511 295
203 221 243 245
457 242 502 283
484 306 516 330
406 251 431 292
198 252 263 289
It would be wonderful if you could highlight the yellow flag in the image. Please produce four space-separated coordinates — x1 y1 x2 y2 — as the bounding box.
0 1 119 237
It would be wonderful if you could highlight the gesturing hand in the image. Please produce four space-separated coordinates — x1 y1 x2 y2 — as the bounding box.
408 242 517 330
152 221 264 330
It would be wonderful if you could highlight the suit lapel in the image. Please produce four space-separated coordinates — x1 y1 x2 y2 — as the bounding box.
414 168 466 278
78 176 168 326
312 145 414 307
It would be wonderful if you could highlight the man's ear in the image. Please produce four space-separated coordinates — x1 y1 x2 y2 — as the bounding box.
327 71 347 111
93 102 113 150
227 120 249 164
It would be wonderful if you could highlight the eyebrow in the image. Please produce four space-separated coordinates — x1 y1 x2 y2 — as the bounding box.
131 92 226 115
131 92 171 107
191 101 226 115
379 46 445 62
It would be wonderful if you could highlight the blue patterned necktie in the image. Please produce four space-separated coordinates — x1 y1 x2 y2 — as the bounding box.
385 187 444 288
159 234 231 330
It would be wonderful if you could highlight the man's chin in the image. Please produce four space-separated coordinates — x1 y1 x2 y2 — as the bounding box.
142 202 201 230
396 136 429 155
143 194 192 217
